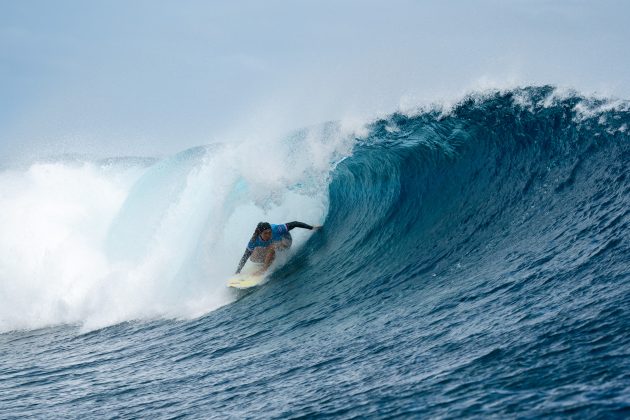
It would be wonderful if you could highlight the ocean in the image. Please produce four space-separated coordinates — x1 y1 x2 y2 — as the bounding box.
1 86 629 418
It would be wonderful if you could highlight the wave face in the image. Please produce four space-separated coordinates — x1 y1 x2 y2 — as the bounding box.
2 87 629 417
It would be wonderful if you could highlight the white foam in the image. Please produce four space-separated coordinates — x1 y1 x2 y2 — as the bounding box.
0 126 355 333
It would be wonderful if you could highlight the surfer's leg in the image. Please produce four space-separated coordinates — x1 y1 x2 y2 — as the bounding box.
261 248 276 272
250 248 267 263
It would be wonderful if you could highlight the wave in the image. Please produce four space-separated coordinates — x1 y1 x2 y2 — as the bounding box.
0 86 627 337
2 86 629 417
290 86 629 299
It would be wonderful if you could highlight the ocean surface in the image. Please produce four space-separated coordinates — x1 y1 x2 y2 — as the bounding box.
1 86 629 418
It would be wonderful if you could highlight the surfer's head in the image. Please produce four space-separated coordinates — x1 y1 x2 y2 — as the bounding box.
255 222 272 241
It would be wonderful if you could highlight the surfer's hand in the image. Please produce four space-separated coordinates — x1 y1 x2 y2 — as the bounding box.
313 225 323 231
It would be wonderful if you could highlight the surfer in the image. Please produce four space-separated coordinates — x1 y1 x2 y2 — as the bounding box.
235 221 321 275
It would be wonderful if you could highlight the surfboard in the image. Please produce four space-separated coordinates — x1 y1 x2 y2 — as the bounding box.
227 260 267 289
227 273 265 289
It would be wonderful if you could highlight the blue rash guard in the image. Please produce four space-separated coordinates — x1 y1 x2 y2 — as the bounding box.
246 224 289 251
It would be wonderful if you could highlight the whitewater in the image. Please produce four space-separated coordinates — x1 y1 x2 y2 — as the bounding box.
1 86 629 417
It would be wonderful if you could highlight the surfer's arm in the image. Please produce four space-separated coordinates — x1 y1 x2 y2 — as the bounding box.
235 249 252 274
286 221 321 231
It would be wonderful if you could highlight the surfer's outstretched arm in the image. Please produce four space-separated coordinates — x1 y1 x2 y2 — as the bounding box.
286 221 321 231
235 249 252 274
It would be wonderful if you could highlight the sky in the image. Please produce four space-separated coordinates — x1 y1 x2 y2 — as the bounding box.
1 0 629 162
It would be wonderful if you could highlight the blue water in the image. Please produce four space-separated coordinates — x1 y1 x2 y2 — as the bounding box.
1 87 629 418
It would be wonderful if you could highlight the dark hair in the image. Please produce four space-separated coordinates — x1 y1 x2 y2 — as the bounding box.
251 222 271 241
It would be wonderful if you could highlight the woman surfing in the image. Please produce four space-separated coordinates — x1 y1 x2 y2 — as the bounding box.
235 221 321 275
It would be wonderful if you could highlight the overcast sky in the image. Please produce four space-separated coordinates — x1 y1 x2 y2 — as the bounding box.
1 0 629 161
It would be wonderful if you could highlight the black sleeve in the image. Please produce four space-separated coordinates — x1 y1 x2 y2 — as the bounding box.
286 221 313 231
235 248 252 274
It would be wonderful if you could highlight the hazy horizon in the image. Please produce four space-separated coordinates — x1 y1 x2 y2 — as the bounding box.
2 0 629 162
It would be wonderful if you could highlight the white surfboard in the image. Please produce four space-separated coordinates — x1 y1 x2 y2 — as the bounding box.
227 273 265 289
227 262 266 289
